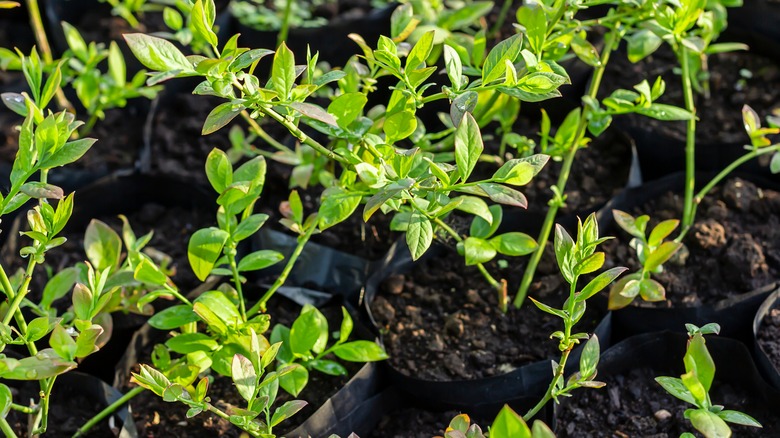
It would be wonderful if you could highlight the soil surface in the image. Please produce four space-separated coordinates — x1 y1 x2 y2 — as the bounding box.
124 296 365 437
370 247 605 381
7 379 115 437
757 301 780 374
556 367 779 437
604 44 780 145
368 408 461 438
601 177 780 306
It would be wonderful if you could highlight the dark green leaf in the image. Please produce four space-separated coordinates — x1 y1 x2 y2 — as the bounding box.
148 305 199 330
332 340 388 362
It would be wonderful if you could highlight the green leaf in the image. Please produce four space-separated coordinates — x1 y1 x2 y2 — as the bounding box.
571 35 601 67
406 30 434 70
645 241 682 272
383 111 417 145
463 237 496 265
41 267 78 309
686 333 715 392
648 219 679 247
612 210 645 238
443 45 464 90
363 178 413 221
84 219 122 271
310 359 347 376
636 104 694 121
529 297 567 319
26 316 53 342
234 214 268 241
238 250 284 272
579 335 600 379
454 112 483 182
74 325 103 358
491 405 531 438
232 354 257 402
717 410 762 428
273 42 295 100
332 340 388 362
190 0 218 47
166 333 218 354
339 307 353 344
163 7 183 30
203 102 243 135
516 4 546 54
270 400 307 428
406 211 433 261
639 278 666 302
0 384 11 418
455 196 493 225
319 187 362 230
482 34 523 84
193 291 241 331
123 33 193 73
148 305 199 330
688 409 732 438
134 257 169 286
2 349 76 380
205 148 232 193
188 227 229 281
40 138 95 169
279 363 308 397
49 325 77 362
470 204 502 239
656 376 697 405
517 72 566 95
579 267 628 301
328 93 367 129
489 232 537 256
626 29 662 62
20 182 63 200
290 307 328 356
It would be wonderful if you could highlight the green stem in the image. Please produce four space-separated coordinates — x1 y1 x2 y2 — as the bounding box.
514 30 617 309
31 376 55 435
421 91 448 104
10 404 36 414
240 111 293 154
432 217 506 311
523 347 572 420
676 145 780 241
72 387 145 438
164 284 192 306
249 223 317 314
679 45 697 231
0 417 17 438
227 250 247 322
261 107 349 166
277 0 293 47
489 0 513 38
476 91 501 126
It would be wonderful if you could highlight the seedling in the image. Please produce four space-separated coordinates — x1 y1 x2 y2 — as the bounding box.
439 407 556 438
656 323 762 437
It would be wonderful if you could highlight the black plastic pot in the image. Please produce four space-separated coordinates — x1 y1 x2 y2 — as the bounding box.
5 371 137 437
753 289 780 390
231 4 394 68
553 331 780 435
360 239 614 412
599 171 780 341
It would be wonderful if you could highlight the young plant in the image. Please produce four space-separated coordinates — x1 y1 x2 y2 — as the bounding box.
607 211 682 309
0 52 100 436
524 214 626 420
655 323 762 437
60 22 161 135
439 407 556 438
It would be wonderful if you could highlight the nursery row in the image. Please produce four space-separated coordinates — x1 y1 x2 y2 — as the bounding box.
0 0 780 436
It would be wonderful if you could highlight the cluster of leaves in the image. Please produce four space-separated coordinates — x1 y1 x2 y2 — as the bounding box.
655 323 762 437
607 210 682 309
438 407 555 438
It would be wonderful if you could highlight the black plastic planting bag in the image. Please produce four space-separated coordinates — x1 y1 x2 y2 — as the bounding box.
360 237 614 411
599 171 780 342
753 289 780 390
553 331 780 432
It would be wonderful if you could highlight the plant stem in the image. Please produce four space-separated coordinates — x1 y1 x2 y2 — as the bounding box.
249 223 317 314
514 30 617 309
261 107 349 166
10 403 36 414
227 250 247 322
25 0 71 111
523 347 572 420
0 417 17 438
72 387 145 438
432 217 506 311
240 111 294 154
676 144 780 241
277 0 293 48
679 45 697 231
489 0 513 38
31 376 55 435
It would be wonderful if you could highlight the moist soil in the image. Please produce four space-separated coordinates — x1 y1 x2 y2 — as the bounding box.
556 367 780 437
368 408 461 438
601 177 780 307
123 296 363 437
603 43 780 145
369 246 605 381
6 380 115 437
756 301 780 375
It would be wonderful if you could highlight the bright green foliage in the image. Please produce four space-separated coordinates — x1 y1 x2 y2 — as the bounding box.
656 324 762 437
608 210 683 309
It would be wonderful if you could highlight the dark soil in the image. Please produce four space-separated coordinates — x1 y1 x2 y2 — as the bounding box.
368 408 461 438
124 295 364 437
6 379 114 437
556 367 779 437
370 247 605 381
757 301 780 374
604 44 780 145
233 0 377 28
601 177 780 306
